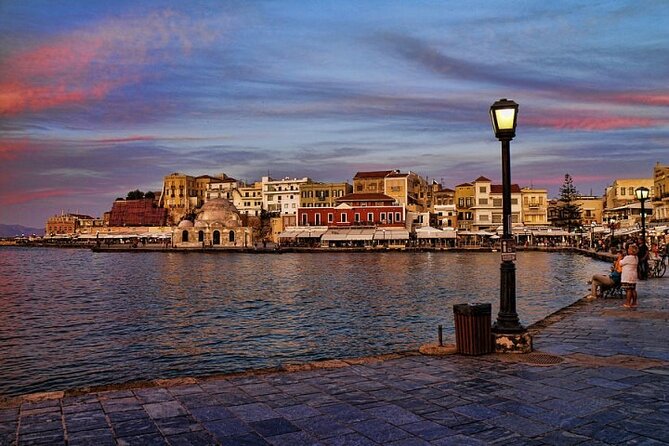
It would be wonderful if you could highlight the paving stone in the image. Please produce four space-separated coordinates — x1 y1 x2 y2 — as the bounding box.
401 420 455 441
17 428 64 446
66 428 116 446
248 417 299 437
165 430 217 446
319 403 370 424
449 403 502 421
108 409 151 424
488 413 555 437
202 418 251 438
177 393 221 410
274 404 321 421
112 417 160 438
349 419 410 443
0 409 19 424
431 434 487 446
216 392 258 407
63 402 102 415
168 386 204 397
216 432 270 446
98 390 135 400
64 410 109 432
539 430 591 446
134 388 175 404
116 433 168 446
101 397 143 413
154 415 201 436
266 431 321 446
143 401 187 419
292 416 353 440
228 403 278 422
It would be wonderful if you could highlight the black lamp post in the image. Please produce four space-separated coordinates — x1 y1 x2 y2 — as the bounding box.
635 186 650 243
608 217 617 247
490 99 524 333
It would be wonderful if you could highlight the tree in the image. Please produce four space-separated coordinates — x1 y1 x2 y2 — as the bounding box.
555 174 582 232
144 191 155 200
126 189 145 200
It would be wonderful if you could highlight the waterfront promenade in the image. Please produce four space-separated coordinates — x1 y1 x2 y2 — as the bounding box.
2 284 668 445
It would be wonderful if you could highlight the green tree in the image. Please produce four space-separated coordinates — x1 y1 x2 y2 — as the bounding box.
556 174 582 232
126 189 145 200
144 191 156 200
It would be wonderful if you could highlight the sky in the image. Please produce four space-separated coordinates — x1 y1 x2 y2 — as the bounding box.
1 0 668 228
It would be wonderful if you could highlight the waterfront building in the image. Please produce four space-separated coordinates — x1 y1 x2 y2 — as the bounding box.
300 182 352 208
574 195 604 226
520 187 549 227
384 171 430 213
353 170 393 193
232 182 263 217
298 193 405 228
172 198 253 248
107 198 167 227
470 176 521 232
261 176 312 216
205 176 242 201
455 183 475 230
45 212 95 235
652 162 669 223
159 172 233 224
604 177 654 211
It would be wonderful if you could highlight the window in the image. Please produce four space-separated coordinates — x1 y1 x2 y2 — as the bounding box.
388 213 393 223
302 214 308 225
479 198 488 205
380 212 386 221
511 198 518 205
354 213 360 222
357 185 363 191
340 213 347 223
284 204 288 208
198 231 204 242
328 213 334 223
480 186 487 193
493 199 502 207
524 197 528 204
395 212 401 222
621 188 626 195
315 214 321 225
458 198 464 207
628 187 634 195
492 214 502 224
512 215 519 223
479 214 489 221
367 212 373 221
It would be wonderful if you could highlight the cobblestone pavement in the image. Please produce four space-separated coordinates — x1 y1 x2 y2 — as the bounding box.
1 280 668 445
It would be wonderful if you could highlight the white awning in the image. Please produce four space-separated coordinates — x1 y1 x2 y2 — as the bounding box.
416 227 457 239
295 228 328 238
278 230 302 239
374 229 410 240
532 229 570 237
322 228 375 241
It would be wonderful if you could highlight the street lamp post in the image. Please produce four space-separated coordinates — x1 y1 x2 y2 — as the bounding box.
489 99 525 335
635 187 650 243
609 217 617 248
590 221 597 250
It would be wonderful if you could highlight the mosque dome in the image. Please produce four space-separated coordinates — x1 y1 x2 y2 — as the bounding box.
195 198 241 228
177 219 194 229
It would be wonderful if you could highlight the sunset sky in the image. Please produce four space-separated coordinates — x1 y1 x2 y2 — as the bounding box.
1 1 668 228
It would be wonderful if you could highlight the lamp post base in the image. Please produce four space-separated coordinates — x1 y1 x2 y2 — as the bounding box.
492 331 533 354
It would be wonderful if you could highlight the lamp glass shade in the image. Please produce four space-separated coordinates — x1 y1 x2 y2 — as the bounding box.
635 187 650 200
490 98 518 139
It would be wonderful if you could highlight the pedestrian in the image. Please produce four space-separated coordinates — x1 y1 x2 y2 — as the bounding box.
636 237 649 280
620 243 639 309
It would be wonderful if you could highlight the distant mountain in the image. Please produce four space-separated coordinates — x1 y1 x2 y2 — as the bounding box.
0 224 44 237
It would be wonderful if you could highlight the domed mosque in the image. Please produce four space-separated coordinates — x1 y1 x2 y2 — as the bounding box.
173 198 254 248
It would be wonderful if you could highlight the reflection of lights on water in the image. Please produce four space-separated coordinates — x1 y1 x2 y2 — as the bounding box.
0 248 612 397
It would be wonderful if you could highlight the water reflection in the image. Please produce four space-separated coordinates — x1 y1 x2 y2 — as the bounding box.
0 247 604 397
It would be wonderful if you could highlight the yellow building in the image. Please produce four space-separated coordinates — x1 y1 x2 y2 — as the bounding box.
455 183 475 230
159 172 231 224
574 196 604 226
353 170 393 193
232 182 263 217
652 162 669 223
384 171 430 213
520 187 549 227
604 178 654 210
300 182 353 208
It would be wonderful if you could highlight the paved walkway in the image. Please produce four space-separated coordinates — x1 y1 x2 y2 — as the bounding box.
1 279 668 445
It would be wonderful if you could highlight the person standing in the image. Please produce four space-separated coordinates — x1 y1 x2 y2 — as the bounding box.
637 237 649 280
620 244 639 309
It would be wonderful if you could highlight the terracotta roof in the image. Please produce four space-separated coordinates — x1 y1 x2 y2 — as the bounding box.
491 184 522 193
455 182 473 187
474 176 491 182
336 193 396 202
353 170 394 179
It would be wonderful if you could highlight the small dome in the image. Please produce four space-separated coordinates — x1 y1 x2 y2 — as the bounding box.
195 198 241 228
194 220 207 229
177 219 194 229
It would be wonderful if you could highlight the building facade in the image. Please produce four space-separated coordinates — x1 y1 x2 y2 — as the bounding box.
520 187 549 227
574 196 604 226
300 182 352 208
455 183 475 230
352 170 393 193
45 213 95 235
469 177 521 231
232 182 263 217
652 162 669 223
261 176 311 215
108 198 167 227
604 178 655 210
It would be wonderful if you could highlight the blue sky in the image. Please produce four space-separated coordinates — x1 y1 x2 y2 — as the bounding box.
1 0 667 227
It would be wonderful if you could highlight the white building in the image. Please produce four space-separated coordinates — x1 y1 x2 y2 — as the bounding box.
262 176 312 216
471 176 521 231
232 182 263 217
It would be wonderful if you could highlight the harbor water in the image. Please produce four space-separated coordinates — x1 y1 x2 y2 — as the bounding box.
0 248 605 397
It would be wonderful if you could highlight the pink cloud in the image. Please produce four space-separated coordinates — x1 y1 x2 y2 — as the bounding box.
0 10 220 116
0 188 76 206
524 112 662 131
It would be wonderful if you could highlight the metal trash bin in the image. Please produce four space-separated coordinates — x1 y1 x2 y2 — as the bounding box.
453 303 493 355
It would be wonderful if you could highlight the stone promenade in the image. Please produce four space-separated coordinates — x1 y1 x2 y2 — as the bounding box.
1 279 668 445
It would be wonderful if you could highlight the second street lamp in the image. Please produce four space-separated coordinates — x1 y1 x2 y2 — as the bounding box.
489 99 525 335
635 186 650 243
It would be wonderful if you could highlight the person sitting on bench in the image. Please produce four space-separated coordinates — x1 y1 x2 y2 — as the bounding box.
590 249 623 298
